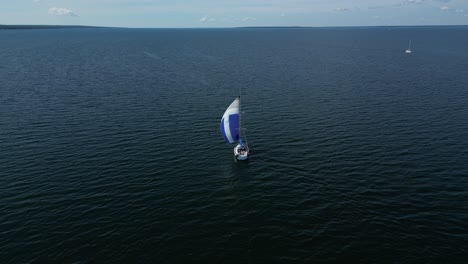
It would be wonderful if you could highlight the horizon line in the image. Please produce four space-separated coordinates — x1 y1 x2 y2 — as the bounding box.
1 24 468 30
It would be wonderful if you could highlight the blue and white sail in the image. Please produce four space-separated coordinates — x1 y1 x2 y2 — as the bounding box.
220 97 240 144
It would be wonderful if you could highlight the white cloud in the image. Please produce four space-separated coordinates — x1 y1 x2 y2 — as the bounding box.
199 16 215 22
455 9 464 13
280 13 286 17
242 17 257 21
440 6 449 11
401 0 450 6
393 0 424 6
48 7 77 16
334 7 349 11
406 0 424 4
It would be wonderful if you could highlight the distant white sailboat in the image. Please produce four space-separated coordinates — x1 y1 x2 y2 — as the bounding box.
220 96 249 160
405 40 412 54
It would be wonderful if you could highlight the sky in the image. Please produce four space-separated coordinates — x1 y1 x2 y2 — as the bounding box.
1 0 468 28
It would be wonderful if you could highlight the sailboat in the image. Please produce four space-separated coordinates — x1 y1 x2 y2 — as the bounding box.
405 40 412 54
220 96 249 160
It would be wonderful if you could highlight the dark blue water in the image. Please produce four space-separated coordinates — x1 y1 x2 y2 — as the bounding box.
1 27 468 263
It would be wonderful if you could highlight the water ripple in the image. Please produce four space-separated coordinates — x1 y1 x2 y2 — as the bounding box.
1 27 468 263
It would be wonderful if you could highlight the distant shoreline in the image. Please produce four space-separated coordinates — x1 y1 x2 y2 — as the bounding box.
0 25 105 30
1 24 467 30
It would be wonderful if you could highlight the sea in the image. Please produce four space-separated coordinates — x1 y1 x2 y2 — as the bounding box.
1 26 467 263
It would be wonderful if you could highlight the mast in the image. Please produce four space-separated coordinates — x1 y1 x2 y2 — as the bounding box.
238 95 248 148
238 95 241 143
408 40 412 50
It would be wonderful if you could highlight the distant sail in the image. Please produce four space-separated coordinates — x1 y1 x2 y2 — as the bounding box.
405 40 412 54
220 97 240 144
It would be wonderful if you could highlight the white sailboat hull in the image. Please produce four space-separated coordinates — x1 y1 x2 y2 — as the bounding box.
234 144 249 160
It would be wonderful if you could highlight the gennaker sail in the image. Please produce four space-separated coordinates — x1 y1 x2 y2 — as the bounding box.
220 97 240 144
220 96 249 160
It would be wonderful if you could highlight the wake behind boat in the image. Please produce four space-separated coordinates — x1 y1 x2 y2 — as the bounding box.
220 96 249 160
